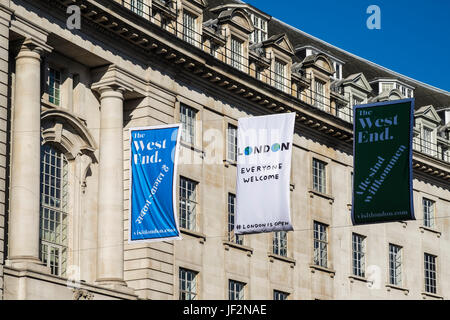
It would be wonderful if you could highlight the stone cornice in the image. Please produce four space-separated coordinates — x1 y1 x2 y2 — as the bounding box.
10 13 52 52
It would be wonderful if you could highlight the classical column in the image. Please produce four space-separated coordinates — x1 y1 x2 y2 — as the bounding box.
96 86 126 286
8 40 47 268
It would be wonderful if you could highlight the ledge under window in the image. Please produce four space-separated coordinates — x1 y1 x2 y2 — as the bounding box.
419 226 441 238
421 291 444 300
223 240 253 256
308 189 334 204
268 253 296 268
223 159 237 167
180 228 206 244
309 264 336 278
386 284 409 295
180 141 204 158
348 275 369 284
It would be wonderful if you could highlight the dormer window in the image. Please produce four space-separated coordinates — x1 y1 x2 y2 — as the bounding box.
423 127 434 155
333 62 342 80
231 37 243 71
274 59 286 92
381 82 394 92
183 11 197 45
250 13 267 44
131 0 144 17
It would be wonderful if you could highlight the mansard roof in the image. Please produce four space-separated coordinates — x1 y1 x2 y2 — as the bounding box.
205 0 450 110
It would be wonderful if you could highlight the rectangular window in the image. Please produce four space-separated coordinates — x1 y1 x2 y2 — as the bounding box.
40 145 69 276
273 290 289 300
423 198 435 228
314 80 325 110
183 11 196 45
228 193 242 245
389 244 402 286
422 127 433 156
352 233 366 278
180 104 197 145
250 14 268 43
130 0 144 16
229 280 245 300
333 63 342 79
274 60 286 92
313 221 328 268
273 231 287 257
231 37 243 71
381 82 394 92
179 177 197 231
48 68 61 106
227 124 238 162
179 268 198 300
312 158 326 194
424 253 437 294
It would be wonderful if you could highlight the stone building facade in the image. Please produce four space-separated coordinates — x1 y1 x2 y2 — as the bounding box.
0 0 449 300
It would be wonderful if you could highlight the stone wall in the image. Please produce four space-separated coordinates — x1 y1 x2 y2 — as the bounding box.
0 2 11 300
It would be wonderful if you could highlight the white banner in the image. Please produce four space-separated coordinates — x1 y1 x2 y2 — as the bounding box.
235 113 295 235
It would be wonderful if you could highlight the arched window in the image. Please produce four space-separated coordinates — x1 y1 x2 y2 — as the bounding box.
39 144 69 276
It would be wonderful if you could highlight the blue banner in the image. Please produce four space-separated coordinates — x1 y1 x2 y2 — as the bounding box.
129 125 182 242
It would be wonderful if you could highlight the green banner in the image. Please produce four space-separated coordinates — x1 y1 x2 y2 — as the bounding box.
352 99 415 225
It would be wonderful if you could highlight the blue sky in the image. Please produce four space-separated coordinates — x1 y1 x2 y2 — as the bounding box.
245 0 450 92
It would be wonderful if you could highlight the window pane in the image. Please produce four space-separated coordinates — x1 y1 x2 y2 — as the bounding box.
179 268 198 300
179 177 198 231
313 222 327 267
40 144 68 276
227 124 237 162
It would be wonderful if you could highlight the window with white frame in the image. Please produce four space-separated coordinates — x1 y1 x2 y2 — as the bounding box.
389 244 402 286
314 79 325 110
274 60 286 92
180 104 197 145
231 37 243 71
40 144 69 277
273 231 287 257
312 158 326 194
227 124 237 162
179 177 198 231
183 11 197 45
250 14 267 44
130 0 144 16
48 68 61 106
179 268 198 300
333 62 342 80
313 221 328 268
227 193 242 245
352 233 365 278
424 253 437 294
229 280 245 300
422 127 433 155
423 198 435 228
381 82 394 93
351 96 364 122
273 290 289 300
